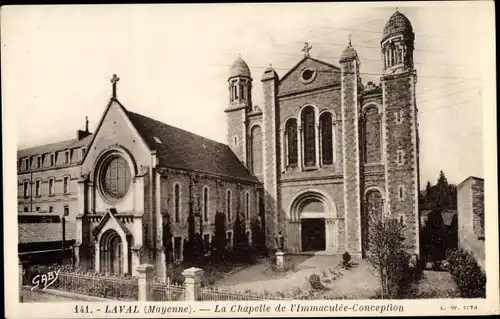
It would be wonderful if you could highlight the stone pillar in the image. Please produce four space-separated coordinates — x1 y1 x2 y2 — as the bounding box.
137 264 155 301
297 126 303 171
325 219 337 252
19 259 23 287
276 251 285 269
315 123 320 167
182 267 204 301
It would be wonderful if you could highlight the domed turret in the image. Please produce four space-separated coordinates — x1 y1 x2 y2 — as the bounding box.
382 11 413 42
229 55 251 79
381 10 415 73
228 55 252 110
340 42 358 62
261 65 279 82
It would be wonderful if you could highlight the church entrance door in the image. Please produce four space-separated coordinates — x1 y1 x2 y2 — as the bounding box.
301 218 325 251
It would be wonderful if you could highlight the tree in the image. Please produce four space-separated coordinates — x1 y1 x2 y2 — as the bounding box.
162 214 173 266
232 212 253 263
250 215 265 255
421 209 447 263
211 211 227 259
435 170 452 212
367 212 411 299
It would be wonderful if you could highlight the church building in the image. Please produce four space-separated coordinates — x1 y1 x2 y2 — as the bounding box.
19 10 420 278
226 10 420 257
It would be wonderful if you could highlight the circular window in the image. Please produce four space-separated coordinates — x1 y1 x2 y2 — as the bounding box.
100 155 131 199
300 68 316 83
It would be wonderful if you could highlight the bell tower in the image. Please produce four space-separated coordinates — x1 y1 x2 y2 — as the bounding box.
381 10 420 255
225 55 253 165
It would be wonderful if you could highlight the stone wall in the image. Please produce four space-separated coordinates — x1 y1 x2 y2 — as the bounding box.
457 176 485 270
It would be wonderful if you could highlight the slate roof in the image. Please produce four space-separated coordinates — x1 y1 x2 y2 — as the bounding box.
125 110 257 182
18 134 93 159
18 222 76 244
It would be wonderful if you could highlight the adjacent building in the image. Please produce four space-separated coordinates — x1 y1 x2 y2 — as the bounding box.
457 176 485 270
17 123 93 221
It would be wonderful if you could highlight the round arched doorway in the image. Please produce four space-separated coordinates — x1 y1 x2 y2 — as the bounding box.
100 229 123 275
288 191 337 253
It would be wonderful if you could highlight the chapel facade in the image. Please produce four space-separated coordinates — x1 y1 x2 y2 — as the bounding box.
18 10 420 279
226 10 420 257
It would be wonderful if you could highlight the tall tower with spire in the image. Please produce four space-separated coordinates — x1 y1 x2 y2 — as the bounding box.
225 55 253 165
381 10 420 254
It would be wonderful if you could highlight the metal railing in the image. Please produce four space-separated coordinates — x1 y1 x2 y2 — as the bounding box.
151 279 186 301
54 271 139 301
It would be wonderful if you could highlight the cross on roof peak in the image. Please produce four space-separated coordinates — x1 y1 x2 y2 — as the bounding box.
348 33 352 46
110 74 120 98
302 42 312 57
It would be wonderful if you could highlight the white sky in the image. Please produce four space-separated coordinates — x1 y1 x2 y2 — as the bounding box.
2 2 494 186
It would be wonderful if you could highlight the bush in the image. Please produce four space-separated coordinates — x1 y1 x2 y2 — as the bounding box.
341 252 353 269
307 273 324 290
447 248 486 298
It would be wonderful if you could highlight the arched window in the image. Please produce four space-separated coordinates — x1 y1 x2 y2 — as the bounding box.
285 119 298 167
320 113 334 165
203 186 209 222
245 192 250 220
301 106 316 167
226 189 232 222
250 126 263 174
363 106 382 163
174 184 181 223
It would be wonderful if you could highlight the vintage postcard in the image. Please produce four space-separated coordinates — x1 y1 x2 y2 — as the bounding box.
2 2 498 318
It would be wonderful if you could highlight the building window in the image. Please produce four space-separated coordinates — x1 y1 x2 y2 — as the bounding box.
246 231 251 244
203 234 211 254
63 176 69 194
174 237 182 260
395 110 404 124
226 189 232 222
35 180 41 197
398 185 405 201
397 150 405 166
245 192 250 220
64 205 69 216
233 136 237 146
25 158 29 170
30 156 34 168
49 154 54 166
301 106 316 167
49 206 54 213
36 206 40 212
250 125 263 175
285 119 298 167
48 178 54 195
203 186 209 222
320 112 334 165
174 184 180 223
23 181 29 198
226 231 233 250
24 206 29 212
363 106 382 163
100 156 131 199
64 151 69 164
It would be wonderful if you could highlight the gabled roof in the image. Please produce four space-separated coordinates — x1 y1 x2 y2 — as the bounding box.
91 210 132 239
83 97 257 183
17 134 93 159
18 222 76 244
279 56 340 84
125 110 257 182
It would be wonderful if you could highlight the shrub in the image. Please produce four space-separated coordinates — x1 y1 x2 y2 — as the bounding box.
307 273 324 290
447 248 486 298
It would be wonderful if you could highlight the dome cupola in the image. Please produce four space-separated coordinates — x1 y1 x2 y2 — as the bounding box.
229 55 252 79
228 55 253 110
381 10 415 73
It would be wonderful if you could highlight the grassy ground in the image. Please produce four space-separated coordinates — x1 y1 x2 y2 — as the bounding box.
413 270 461 299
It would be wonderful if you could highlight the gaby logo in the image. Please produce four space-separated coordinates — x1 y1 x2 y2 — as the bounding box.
31 269 60 291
